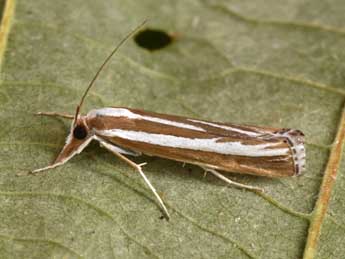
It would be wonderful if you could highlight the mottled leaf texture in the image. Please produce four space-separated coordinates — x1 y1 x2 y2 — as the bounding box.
0 1 345 259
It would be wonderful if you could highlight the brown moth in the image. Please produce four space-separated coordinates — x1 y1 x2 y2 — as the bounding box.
31 21 305 220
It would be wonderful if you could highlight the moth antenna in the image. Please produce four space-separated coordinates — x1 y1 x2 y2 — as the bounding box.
73 19 148 124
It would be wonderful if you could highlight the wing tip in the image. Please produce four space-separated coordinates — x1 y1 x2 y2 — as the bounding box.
274 129 306 176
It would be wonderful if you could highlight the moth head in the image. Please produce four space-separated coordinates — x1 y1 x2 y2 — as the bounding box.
73 121 88 140
70 116 92 143
51 116 93 165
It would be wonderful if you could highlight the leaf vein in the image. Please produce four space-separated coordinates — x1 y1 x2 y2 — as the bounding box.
0 191 159 258
213 67 345 96
303 102 345 258
202 1 345 36
0 233 83 258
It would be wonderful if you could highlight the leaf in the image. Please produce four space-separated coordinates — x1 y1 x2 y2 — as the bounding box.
1 0 345 258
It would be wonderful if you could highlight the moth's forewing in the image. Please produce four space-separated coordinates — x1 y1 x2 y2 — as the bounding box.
86 107 305 177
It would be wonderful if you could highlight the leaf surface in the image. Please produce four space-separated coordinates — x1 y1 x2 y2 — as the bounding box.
1 1 345 258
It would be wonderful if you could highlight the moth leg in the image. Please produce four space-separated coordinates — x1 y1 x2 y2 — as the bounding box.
23 161 66 176
35 112 74 119
25 136 95 176
97 139 170 220
98 141 141 157
201 167 264 192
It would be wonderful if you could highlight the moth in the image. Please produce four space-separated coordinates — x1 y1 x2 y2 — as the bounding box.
31 21 306 220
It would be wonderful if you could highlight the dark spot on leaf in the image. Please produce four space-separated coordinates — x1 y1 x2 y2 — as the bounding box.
134 29 173 51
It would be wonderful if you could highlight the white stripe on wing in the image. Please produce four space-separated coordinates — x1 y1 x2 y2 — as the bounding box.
188 119 261 137
88 108 206 132
97 129 289 157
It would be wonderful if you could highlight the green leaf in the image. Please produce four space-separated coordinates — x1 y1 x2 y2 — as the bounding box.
1 1 345 258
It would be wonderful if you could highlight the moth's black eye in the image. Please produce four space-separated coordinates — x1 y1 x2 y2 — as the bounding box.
73 125 87 139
